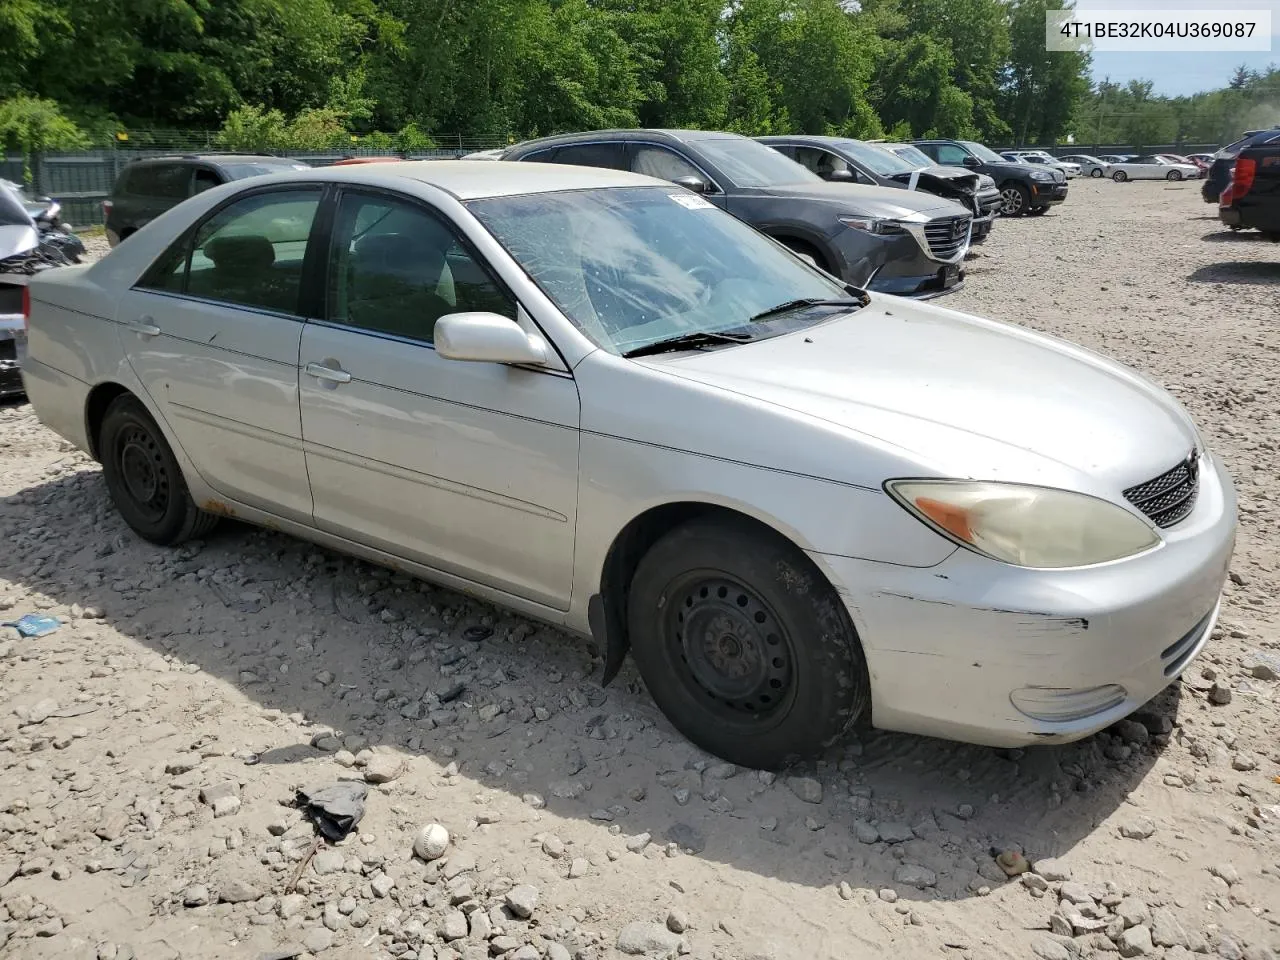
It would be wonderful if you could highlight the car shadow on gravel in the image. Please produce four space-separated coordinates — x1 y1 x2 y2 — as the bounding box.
1189 262 1280 285
2 470 1175 903
1199 229 1275 242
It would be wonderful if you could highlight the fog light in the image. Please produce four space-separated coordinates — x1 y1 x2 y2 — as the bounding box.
1010 684 1127 722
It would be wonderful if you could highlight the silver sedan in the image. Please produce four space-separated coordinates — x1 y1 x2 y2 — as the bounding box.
21 162 1236 767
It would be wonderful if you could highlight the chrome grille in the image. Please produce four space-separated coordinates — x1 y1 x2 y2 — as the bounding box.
922 215 971 260
1123 452 1199 528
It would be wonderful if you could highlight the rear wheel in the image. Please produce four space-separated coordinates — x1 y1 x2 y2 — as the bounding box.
1167 170 1182 181
1090 167 1103 178
1112 170 1128 182
1027 206 1049 216
998 183 1030 216
627 517 869 769
99 394 219 545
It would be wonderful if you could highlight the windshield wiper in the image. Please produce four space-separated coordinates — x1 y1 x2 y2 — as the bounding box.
622 330 752 358
749 296 866 323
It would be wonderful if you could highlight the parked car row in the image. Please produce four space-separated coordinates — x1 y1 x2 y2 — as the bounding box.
21 154 1236 768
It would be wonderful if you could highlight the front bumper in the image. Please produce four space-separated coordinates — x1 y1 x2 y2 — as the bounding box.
1030 182 1068 206
839 229 965 299
813 452 1237 747
970 212 995 243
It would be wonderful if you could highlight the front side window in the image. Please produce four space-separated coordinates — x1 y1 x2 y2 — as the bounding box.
792 147 851 179
468 186 853 356
140 188 321 313
632 145 704 183
933 144 970 166
327 191 513 344
961 141 1006 163
136 164 192 199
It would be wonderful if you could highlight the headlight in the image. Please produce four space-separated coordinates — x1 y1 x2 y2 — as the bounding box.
839 215 906 235
885 480 1160 568
1030 170 1054 181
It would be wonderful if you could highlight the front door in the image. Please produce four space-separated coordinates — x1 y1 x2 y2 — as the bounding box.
298 189 580 610
118 185 323 521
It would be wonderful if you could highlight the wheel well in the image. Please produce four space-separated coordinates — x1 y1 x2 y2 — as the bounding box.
84 382 132 461
594 501 801 684
768 234 831 273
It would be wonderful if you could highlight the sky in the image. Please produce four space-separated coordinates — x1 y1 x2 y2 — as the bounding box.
1076 0 1280 95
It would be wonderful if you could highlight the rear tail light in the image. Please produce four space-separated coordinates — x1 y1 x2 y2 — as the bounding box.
22 286 30 334
1219 183 1235 207
1232 157 1257 199
102 199 112 217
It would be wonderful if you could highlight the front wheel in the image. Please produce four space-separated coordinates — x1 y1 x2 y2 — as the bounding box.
1027 206 1049 216
1113 170 1128 182
1090 167 1103 178
998 183 1030 216
627 518 869 769
99 394 219 545
1167 170 1182 181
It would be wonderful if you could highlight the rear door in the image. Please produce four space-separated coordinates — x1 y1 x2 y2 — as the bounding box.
116 184 323 521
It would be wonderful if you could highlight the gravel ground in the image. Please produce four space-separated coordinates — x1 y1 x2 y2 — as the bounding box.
1 179 1278 960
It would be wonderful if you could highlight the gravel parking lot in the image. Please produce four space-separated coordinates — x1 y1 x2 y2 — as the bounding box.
1 179 1278 960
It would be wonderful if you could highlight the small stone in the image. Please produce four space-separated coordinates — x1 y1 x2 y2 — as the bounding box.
413 823 450 861
183 885 211 907
1150 908 1188 948
879 888 898 903
1119 816 1156 840
997 850 1029 876
1059 882 1094 905
837 881 854 901
616 921 683 956
1022 873 1049 893
1251 662 1278 682
165 753 201 775
219 877 263 903
787 776 823 804
666 908 689 933
1117 898 1151 928
371 873 395 897
1035 858 1072 882
1119 924 1153 957
568 857 590 878
277 894 307 919
1208 683 1232 706
706 763 737 780
212 795 241 818
625 832 651 853
542 835 566 859
893 864 936 889
468 909 492 940
440 911 468 941
854 822 879 844
1114 719 1150 744
313 850 346 875
505 884 539 919
877 821 913 844
1208 863 1240 886
302 928 334 954
363 754 404 784
1231 754 1257 772
199 782 240 805
1032 939 1072 960
665 823 705 853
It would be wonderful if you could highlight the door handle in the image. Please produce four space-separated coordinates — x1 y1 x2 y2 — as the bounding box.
129 317 161 338
305 362 352 385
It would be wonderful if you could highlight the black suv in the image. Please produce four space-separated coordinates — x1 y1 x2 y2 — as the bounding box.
502 130 976 298
758 135 1001 242
104 154 310 246
1218 138 1280 238
1202 126 1280 204
911 139 1068 216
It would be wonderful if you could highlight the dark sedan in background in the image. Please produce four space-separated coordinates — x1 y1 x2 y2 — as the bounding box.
757 135 1000 243
501 129 975 297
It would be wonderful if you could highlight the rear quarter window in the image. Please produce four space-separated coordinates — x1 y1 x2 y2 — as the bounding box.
119 164 191 199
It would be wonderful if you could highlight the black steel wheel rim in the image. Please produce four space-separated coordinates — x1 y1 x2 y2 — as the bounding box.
117 423 170 522
662 572 795 721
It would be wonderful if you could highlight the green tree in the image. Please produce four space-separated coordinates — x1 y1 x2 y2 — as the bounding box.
999 0 1090 145
0 96 88 182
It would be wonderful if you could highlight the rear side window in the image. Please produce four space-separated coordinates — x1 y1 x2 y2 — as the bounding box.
546 143 628 170
138 188 322 315
122 163 192 199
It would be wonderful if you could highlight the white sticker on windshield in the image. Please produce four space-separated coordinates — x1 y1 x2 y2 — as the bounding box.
668 193 715 210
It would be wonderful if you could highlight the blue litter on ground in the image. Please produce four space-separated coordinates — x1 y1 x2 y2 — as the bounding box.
1 614 63 638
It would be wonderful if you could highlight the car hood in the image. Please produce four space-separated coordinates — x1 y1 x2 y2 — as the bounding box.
885 165 980 191
638 297 1199 492
744 180 967 219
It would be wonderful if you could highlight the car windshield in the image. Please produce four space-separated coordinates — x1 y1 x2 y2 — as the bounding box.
830 140 915 175
962 141 1006 163
886 144 933 168
685 137 819 188
468 186 852 356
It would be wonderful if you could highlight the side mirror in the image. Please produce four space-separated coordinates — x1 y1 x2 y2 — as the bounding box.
824 169 854 182
671 175 710 194
435 312 549 366
962 155 980 168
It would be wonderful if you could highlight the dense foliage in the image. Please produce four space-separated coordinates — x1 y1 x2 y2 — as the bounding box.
0 0 1275 153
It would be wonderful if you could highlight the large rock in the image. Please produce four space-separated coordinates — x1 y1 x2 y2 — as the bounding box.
787 777 823 804
893 864 937 889
505 884 539 919
363 754 404 784
1118 924 1153 957
1150 908 1189 948
616 921 684 956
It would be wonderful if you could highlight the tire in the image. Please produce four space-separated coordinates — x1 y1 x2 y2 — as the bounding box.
1090 167 1103 178
998 183 1030 216
1167 170 1182 181
1027 206 1049 216
777 237 830 274
98 394 219 545
627 517 870 769
1112 170 1128 182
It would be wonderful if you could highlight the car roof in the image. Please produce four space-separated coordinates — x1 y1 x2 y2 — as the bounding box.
127 154 295 166
509 128 745 152
281 159 663 200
